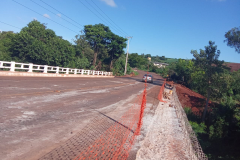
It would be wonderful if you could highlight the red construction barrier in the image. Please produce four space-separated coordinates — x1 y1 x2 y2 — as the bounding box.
158 79 167 103
73 78 148 160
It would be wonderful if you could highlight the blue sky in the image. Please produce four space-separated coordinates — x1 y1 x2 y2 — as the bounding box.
1 0 240 62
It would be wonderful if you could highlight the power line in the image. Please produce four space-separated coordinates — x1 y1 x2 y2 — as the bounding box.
30 0 83 30
12 0 79 34
90 0 130 36
0 21 22 30
77 0 125 37
39 0 84 28
84 0 126 36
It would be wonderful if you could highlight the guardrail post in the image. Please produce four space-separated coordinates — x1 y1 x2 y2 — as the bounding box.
10 61 15 72
87 70 90 75
66 68 69 74
81 69 84 75
44 65 48 73
97 71 99 75
28 63 33 72
0 61 3 67
56 67 59 74
92 70 95 75
74 69 77 74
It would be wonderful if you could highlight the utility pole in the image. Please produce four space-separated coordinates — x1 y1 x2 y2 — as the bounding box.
124 36 132 75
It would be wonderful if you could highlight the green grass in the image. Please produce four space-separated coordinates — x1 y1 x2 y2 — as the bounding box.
133 70 139 76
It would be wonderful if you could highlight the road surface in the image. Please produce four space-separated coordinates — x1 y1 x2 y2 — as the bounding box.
0 70 164 160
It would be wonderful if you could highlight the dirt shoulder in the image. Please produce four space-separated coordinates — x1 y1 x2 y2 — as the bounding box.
174 83 215 114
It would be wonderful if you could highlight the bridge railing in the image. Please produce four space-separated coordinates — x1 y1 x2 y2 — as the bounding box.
172 86 208 160
0 61 113 76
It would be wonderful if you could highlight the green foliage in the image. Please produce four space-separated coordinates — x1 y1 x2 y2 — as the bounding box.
191 41 225 121
175 41 240 159
224 26 240 53
83 23 127 68
0 31 16 61
189 121 206 137
10 20 77 67
133 70 139 76
128 53 149 69
112 54 131 76
185 104 240 159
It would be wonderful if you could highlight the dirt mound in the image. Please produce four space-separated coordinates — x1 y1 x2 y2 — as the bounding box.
174 84 214 114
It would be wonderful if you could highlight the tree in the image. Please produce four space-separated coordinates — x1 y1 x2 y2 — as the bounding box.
12 20 76 67
107 32 127 70
144 54 151 58
73 34 94 65
112 54 131 76
160 56 166 60
191 41 224 122
128 53 149 69
84 24 111 66
224 26 240 53
0 31 16 61
175 59 194 86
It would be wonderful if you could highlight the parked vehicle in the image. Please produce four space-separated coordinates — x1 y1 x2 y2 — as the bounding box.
142 74 153 83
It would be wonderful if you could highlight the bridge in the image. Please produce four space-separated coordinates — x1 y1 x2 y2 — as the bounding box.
0 64 206 160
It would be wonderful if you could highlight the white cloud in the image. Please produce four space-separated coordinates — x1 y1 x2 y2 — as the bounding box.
43 14 50 18
57 13 61 17
101 0 117 7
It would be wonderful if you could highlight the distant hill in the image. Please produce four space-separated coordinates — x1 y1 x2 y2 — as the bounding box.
151 57 179 64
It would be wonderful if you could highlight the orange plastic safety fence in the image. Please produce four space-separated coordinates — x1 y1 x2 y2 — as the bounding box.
73 81 148 160
158 79 167 103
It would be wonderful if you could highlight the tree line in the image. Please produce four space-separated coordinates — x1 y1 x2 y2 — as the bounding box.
0 20 132 75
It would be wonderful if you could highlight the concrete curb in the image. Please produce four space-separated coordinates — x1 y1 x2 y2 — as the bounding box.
0 71 114 78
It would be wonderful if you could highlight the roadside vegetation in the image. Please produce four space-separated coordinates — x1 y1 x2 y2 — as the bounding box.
0 20 132 75
170 41 240 159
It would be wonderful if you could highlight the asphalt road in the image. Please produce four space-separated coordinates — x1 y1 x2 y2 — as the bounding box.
0 70 164 160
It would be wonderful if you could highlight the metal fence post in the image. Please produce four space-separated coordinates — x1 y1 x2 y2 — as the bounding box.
10 61 15 72
28 63 33 72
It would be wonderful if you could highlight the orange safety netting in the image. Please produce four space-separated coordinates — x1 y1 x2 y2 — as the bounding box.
158 79 167 103
73 81 148 160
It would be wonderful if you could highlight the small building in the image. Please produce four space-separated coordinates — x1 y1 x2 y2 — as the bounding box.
152 62 169 68
147 57 151 61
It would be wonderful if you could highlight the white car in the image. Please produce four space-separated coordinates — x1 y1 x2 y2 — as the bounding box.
142 74 153 83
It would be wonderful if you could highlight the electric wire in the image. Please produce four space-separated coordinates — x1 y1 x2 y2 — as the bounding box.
12 0 79 34
77 0 124 37
84 0 126 37
0 21 21 30
90 0 130 36
39 0 84 28
30 0 83 30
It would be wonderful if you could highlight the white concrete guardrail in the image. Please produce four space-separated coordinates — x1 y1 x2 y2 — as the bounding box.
0 61 113 76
